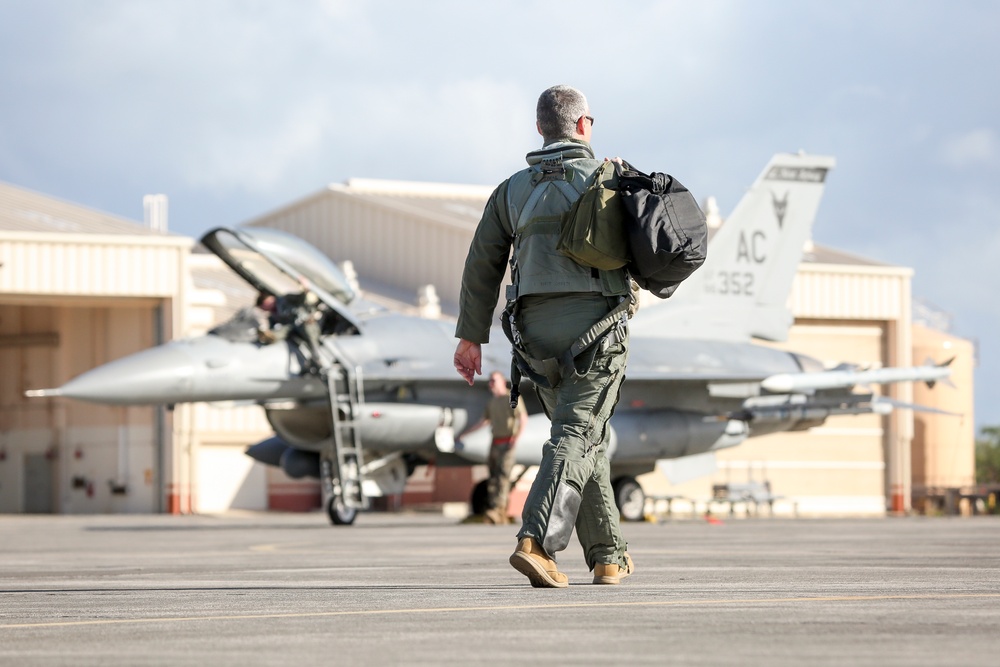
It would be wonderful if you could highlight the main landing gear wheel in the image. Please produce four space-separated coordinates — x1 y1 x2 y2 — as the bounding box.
327 495 357 526
613 476 646 522
470 479 489 516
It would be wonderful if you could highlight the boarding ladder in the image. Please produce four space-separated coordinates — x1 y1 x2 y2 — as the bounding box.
321 354 369 521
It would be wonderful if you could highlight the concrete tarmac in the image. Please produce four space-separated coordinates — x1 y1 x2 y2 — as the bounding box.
1 511 999 666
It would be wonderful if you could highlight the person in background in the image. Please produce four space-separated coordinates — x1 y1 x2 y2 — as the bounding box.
459 371 527 525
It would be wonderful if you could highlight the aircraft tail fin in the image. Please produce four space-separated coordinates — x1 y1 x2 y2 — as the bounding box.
925 356 956 389
631 152 835 342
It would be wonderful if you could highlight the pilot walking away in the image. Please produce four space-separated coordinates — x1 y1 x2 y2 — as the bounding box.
454 85 633 588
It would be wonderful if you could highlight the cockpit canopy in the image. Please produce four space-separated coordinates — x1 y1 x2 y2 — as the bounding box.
201 226 363 336
201 227 356 305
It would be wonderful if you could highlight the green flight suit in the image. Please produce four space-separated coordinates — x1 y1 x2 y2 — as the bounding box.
456 140 630 572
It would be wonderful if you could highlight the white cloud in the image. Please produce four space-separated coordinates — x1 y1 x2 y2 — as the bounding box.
322 78 535 184
179 95 335 193
170 77 534 195
941 128 998 168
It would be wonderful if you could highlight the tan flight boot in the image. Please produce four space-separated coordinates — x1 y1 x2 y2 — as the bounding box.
509 537 569 588
592 551 634 585
484 508 509 525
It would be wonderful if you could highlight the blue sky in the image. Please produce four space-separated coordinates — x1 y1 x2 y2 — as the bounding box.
1 1 997 429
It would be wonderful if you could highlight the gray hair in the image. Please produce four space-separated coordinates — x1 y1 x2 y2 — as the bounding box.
536 85 589 144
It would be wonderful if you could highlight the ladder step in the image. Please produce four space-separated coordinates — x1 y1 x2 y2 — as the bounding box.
323 358 369 512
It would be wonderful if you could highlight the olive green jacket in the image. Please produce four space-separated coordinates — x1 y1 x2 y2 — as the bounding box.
456 140 627 344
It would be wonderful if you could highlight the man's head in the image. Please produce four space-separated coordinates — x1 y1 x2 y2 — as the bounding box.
536 85 593 145
488 371 509 397
256 293 276 312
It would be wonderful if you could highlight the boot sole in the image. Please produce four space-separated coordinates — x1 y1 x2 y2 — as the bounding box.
509 552 568 588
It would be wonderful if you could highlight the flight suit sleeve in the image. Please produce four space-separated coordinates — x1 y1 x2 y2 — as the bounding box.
455 181 514 344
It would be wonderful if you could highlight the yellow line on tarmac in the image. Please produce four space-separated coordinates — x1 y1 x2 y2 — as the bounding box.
3 592 998 630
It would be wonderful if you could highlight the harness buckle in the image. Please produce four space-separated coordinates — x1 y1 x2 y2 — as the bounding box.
536 156 566 183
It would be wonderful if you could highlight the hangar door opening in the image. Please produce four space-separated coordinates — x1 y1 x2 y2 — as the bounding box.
0 300 166 514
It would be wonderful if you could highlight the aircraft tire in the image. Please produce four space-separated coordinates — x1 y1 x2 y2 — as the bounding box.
613 476 646 522
327 496 358 526
470 480 489 516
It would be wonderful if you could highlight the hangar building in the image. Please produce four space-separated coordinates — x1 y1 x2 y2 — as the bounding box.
0 182 275 515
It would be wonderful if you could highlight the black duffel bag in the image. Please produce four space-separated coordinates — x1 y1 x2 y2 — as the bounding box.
617 162 708 299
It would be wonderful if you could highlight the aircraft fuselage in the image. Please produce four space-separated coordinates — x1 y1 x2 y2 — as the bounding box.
45 310 824 478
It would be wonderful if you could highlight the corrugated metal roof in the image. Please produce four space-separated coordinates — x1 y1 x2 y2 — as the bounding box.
0 180 168 236
342 180 491 223
250 181 895 273
339 190 487 230
340 183 898 267
242 179 491 233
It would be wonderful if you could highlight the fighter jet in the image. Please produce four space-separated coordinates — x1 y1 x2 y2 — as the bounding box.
27 152 952 525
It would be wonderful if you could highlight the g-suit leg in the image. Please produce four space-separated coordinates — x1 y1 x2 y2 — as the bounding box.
517 330 629 569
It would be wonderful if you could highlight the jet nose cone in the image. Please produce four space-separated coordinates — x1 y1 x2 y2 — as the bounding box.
48 343 198 405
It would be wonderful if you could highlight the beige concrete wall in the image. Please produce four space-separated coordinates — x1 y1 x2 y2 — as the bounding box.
639 320 890 516
190 403 272 513
0 232 189 297
911 324 975 493
196 442 267 513
790 264 911 320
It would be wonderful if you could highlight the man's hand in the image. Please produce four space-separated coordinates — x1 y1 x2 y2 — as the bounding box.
453 339 482 386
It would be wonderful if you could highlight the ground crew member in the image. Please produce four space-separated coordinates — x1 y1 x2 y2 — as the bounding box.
271 282 325 374
459 371 528 524
251 292 280 343
453 85 634 587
